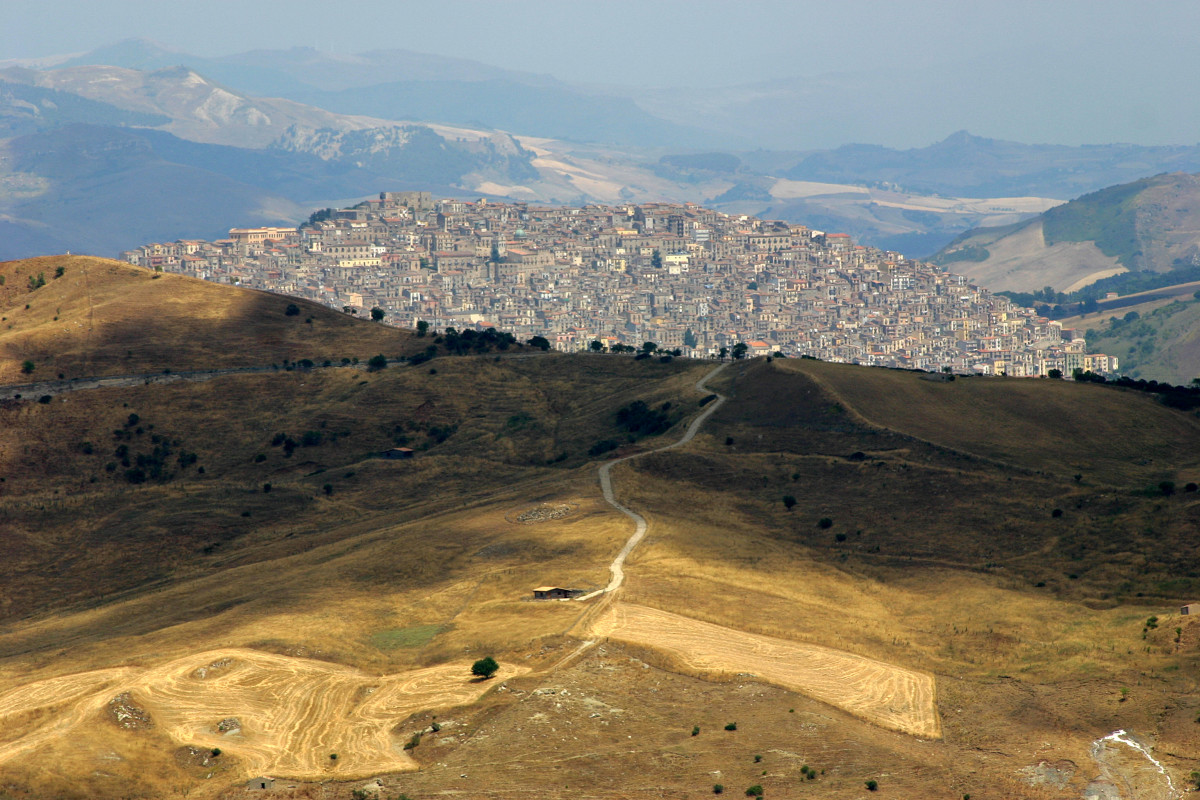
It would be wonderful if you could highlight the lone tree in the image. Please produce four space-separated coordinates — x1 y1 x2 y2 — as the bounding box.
20 360 34 374
370 307 385 322
782 495 797 511
528 335 551 351
471 656 499 679
416 320 430 337
731 342 749 360
367 354 388 372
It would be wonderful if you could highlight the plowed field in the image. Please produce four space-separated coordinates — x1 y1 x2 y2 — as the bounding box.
591 603 940 738
0 649 524 779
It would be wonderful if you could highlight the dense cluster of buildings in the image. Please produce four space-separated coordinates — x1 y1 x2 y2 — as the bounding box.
123 192 1116 376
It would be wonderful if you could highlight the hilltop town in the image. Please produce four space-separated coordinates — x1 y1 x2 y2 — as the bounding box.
123 192 1115 376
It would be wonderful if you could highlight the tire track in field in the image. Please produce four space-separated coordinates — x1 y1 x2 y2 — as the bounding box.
0 649 526 779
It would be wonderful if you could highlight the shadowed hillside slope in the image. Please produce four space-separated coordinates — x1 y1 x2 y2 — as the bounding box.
0 256 424 383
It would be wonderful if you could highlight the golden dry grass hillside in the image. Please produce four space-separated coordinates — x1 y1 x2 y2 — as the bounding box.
3 269 1200 799
0 255 425 383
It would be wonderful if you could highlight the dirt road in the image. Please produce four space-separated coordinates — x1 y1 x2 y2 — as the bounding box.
579 362 727 601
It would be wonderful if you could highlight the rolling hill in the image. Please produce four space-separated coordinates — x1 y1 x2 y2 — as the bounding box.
0 256 426 383
1 258 1200 798
933 172 1200 292
1074 294 1200 384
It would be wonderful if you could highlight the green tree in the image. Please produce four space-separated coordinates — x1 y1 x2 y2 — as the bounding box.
370 307 385 322
651 249 663 269
1047 368 1063 379
307 208 334 225
20 360 34 374
590 339 604 352
490 242 502 263
367 354 388 372
528 335 551 351
719 346 728 360
782 495 797 511
731 342 748 360
285 303 300 316
683 328 697 347
641 341 657 354
471 656 499 679
416 320 429 337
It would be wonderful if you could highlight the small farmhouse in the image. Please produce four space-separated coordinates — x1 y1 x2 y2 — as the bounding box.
533 586 582 600
247 776 276 790
1181 603 1200 615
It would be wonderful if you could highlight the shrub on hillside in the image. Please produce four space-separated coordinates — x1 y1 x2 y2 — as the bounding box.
471 656 499 679
616 400 672 437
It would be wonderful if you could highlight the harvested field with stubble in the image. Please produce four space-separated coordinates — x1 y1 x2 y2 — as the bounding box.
590 603 941 738
0 649 525 780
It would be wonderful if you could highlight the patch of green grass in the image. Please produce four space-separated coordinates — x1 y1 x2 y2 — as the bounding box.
370 624 443 650
936 244 990 264
1042 177 1149 266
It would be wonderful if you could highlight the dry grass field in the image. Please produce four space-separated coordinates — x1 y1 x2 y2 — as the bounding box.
590 603 940 738
0 649 526 780
4 264 1200 797
0 256 424 383
785 357 1200 485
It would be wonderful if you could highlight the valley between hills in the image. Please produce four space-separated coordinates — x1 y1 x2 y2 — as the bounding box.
1 256 1200 799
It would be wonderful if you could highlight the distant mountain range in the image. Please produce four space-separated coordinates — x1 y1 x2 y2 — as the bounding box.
48 38 722 149
780 131 1200 199
7 38 1200 266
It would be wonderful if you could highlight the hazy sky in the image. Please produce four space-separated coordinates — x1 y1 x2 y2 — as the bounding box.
4 0 1196 88
5 0 1200 147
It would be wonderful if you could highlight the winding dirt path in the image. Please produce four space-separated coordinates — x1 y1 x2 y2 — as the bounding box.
576 363 727 601
571 361 942 739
